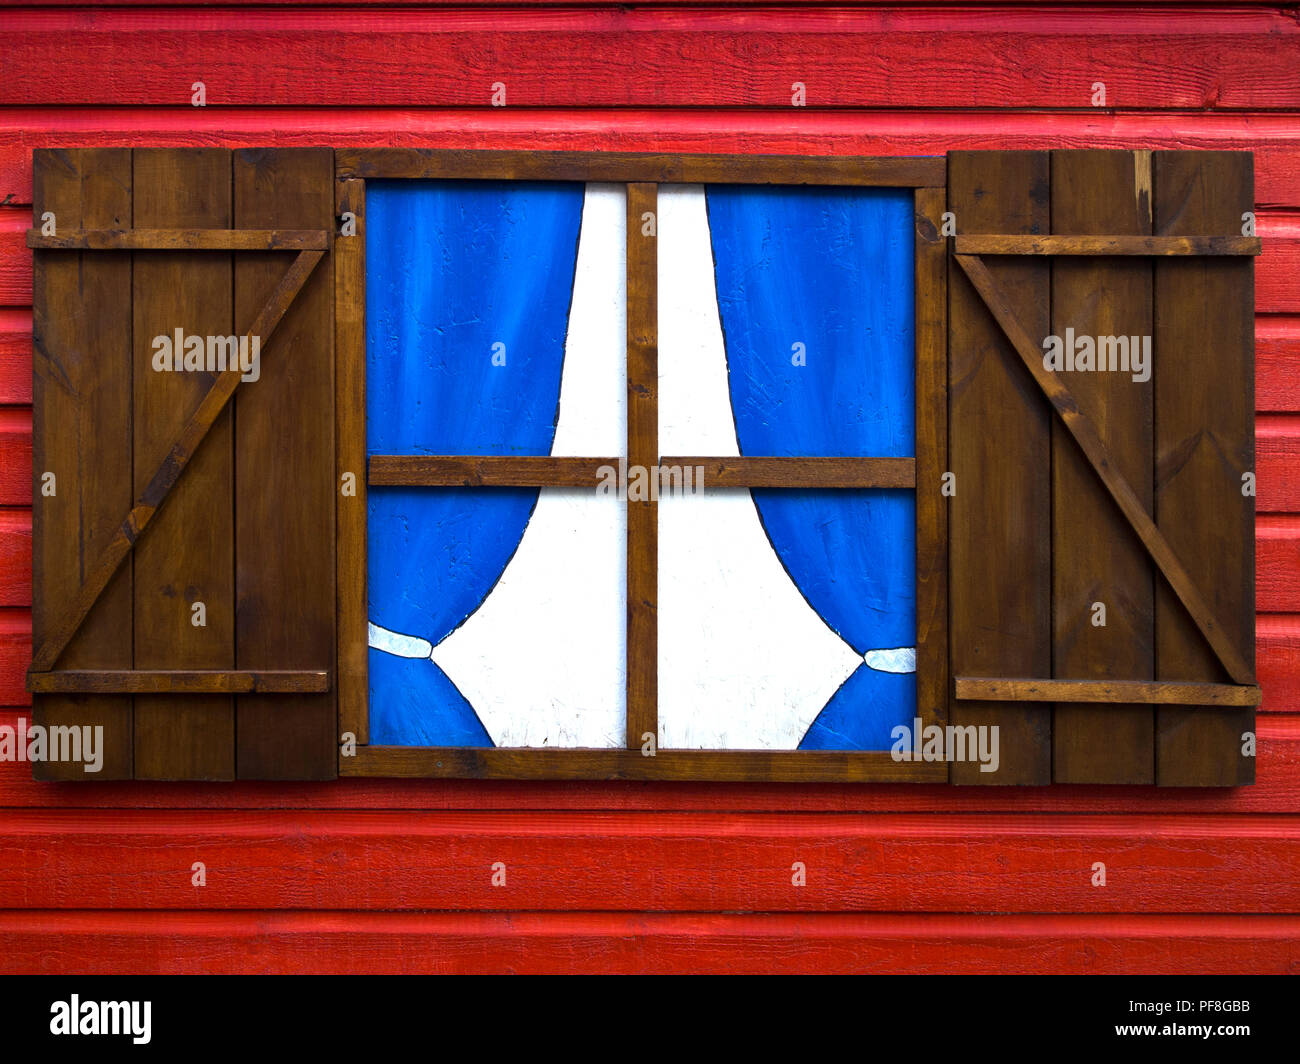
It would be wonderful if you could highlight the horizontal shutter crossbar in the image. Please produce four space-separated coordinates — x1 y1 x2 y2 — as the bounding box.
27 228 329 251
953 235 1260 257
955 677 1261 707
26 670 331 694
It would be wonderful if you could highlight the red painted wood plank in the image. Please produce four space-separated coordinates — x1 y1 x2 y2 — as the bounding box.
1258 415 1300 513
1258 315 1300 412
5 110 1300 207
0 410 30 509
1260 215 1300 313
0 309 32 404
1 910 1296 975
0 216 27 307
2 9 1298 110
1259 614 1300 714
0 611 30 707
0 510 30 608
1259 516 1300 613
5 0 1268 6
0 712 1289 813
1 809 1298 912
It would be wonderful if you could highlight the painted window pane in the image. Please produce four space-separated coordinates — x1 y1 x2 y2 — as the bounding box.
658 185 916 750
365 182 627 747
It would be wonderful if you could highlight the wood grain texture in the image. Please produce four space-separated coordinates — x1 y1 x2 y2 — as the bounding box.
947 151 1052 785
369 456 618 487
915 187 949 745
4 911 1298 975
130 148 235 781
956 677 1261 706
9 219 1299 315
27 228 328 250
2 809 1297 912
626 182 656 751
1257 318 1300 412
234 147 337 781
28 670 329 694
4 112 1300 207
0 310 34 405
1258 415 1300 511
1154 151 1257 786
4 25 1300 974
345 746 948 783
339 149 944 186
957 252 1255 687
5 8 1298 110
1049 149 1155 784
954 234 1259 256
30 148 133 780
5 709 1300 813
661 456 915 488
1258 516 1300 611
29 247 325 677
0 510 30 607
335 177 367 747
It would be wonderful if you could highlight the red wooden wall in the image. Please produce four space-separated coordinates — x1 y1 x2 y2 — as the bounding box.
1 1 1299 974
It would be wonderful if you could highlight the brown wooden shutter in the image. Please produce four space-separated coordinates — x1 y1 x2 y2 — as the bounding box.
947 149 1259 787
29 147 337 781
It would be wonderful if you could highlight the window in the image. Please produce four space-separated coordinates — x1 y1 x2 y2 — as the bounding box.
27 147 1260 785
335 151 948 782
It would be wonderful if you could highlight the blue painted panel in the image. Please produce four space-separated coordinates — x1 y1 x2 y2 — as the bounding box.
366 180 583 456
704 185 915 458
705 186 916 750
799 664 917 752
369 651 492 747
365 181 583 746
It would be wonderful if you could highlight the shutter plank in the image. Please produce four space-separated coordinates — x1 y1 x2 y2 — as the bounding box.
234 147 337 780
31 149 133 780
1050 150 1155 784
131 148 235 781
1154 152 1256 786
948 151 1052 784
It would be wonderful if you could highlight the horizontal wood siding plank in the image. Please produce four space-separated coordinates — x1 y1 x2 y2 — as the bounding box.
2 810 1298 912
1 911 1297 975
5 114 1300 207
1 713 1298 813
0 309 32 403
1257 416 1300 512
3 10 1298 110
1258 316 1300 411
1259 516 1300 611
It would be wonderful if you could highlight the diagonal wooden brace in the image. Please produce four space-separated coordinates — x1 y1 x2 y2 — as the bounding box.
954 252 1254 687
29 248 325 675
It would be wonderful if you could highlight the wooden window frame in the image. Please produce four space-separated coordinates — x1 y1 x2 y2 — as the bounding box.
333 148 949 782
